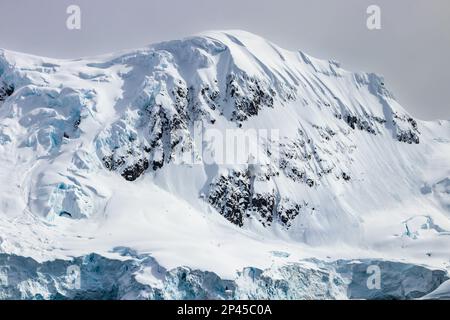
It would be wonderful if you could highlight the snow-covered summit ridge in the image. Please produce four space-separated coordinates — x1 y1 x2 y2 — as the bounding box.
0 30 449 283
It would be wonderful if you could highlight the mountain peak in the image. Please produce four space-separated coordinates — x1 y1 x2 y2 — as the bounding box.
0 30 449 296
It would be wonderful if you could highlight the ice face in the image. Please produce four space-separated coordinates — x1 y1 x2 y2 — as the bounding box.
0 251 447 300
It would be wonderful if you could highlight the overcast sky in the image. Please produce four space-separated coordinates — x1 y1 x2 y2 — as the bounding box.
0 0 449 120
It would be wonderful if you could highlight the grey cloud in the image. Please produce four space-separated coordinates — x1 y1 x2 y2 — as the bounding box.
0 0 449 120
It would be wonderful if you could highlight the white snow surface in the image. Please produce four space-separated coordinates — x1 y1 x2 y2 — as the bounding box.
0 30 449 280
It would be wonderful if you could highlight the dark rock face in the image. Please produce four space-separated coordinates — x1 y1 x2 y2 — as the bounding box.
93 55 421 234
100 84 194 181
346 115 376 134
344 113 384 135
250 193 275 226
394 114 420 144
278 129 339 187
121 158 150 181
98 71 294 182
226 74 276 123
199 84 220 114
344 110 420 145
207 170 251 227
207 170 308 228
277 198 303 227
346 115 359 130
397 129 420 144
0 81 14 102
193 69 296 125
342 172 351 181
102 146 151 182
144 85 193 169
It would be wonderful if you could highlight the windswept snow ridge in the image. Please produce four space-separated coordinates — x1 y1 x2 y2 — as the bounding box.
0 30 449 299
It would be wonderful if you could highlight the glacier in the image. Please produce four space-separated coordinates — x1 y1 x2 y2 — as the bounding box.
0 249 447 300
0 30 449 299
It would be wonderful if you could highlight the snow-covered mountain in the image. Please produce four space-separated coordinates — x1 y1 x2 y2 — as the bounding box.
0 30 449 299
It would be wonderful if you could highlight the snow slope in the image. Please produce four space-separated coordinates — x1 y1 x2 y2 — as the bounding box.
0 30 449 298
